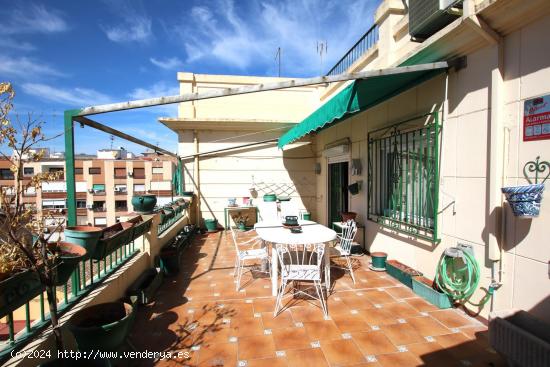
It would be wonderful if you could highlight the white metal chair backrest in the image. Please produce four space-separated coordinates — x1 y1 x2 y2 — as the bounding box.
280 200 299 219
339 220 357 253
275 243 325 279
257 201 279 222
229 224 240 253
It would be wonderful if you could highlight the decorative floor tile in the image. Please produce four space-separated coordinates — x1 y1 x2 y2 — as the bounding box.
264 329 272 335
229 336 238 343
350 309 359 314
425 336 435 342
213 293 220 297
275 351 286 357
451 328 460 333
238 361 247 367
223 318 231 324
398 346 408 352
310 340 321 348
420 312 429 316
295 322 304 328
374 304 382 308
254 312 261 318
397 318 407 323
371 325 380 330
187 309 195 314
366 355 377 362
246 299 253 303
341 333 352 339
191 345 201 351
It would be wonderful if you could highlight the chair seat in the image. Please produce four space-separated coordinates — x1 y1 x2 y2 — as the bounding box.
239 248 269 260
283 264 322 281
329 244 351 256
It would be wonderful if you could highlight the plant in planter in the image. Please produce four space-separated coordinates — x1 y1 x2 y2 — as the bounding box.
501 156 548 218
231 214 249 230
0 82 83 352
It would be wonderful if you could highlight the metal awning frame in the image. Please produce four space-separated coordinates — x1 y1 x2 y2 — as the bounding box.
64 59 463 225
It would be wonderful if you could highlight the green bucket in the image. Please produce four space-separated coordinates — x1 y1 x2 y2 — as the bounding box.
204 218 218 232
371 252 388 270
302 212 311 221
263 193 277 202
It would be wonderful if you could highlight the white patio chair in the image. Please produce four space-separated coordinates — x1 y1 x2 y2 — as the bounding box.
329 220 358 284
257 201 279 222
229 225 270 291
274 243 327 317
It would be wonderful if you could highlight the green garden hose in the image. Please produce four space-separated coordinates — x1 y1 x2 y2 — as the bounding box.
435 247 494 306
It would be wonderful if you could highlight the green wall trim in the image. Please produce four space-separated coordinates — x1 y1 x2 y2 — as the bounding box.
64 109 82 227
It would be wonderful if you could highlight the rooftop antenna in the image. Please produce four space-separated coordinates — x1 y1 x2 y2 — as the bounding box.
109 134 115 149
316 40 327 75
275 47 282 77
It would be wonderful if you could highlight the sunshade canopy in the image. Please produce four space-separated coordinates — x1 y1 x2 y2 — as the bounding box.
277 64 448 148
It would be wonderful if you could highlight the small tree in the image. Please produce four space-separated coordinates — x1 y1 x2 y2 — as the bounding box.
0 82 66 351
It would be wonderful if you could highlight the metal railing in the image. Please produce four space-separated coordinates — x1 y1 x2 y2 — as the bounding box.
367 113 441 242
326 24 379 76
0 237 140 361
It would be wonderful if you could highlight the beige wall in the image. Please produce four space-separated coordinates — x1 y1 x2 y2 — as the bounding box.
174 74 321 226
314 4 550 322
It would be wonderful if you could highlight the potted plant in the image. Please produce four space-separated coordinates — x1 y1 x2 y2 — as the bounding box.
0 82 87 355
92 222 134 260
131 194 157 214
63 226 103 260
204 218 218 233
48 241 87 286
231 214 249 230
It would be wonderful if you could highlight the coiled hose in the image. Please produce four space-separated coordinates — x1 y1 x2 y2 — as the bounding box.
435 249 493 306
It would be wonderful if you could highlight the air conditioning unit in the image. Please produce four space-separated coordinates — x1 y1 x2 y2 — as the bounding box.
88 189 94 193
128 172 133 177
114 187 121 192
323 143 349 157
409 0 463 41
86 204 93 209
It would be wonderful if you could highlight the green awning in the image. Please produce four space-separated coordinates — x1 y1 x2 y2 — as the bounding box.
278 64 448 148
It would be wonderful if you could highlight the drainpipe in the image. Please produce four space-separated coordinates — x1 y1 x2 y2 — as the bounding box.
193 130 201 226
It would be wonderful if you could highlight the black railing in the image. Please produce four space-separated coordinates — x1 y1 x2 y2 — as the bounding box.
326 24 379 76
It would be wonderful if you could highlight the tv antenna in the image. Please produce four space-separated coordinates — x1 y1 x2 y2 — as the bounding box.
316 41 327 75
275 47 282 77
109 135 115 149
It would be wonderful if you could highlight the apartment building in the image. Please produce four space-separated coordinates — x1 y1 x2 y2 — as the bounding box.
0 149 176 227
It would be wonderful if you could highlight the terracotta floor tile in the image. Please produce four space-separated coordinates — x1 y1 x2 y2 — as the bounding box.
434 333 488 360
358 308 398 326
350 330 398 355
375 352 422 367
339 293 375 310
407 342 461 367
238 334 276 360
197 342 238 367
385 286 416 300
331 313 370 333
381 302 423 318
406 316 452 337
429 310 475 329
363 290 395 304
262 310 295 330
253 298 277 313
272 327 311 351
459 325 489 340
404 297 440 312
320 339 367 366
229 316 264 337
303 320 343 341
246 357 288 367
380 323 425 345
289 305 326 322
286 347 328 367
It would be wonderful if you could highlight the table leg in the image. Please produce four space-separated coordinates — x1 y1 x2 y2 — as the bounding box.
324 243 331 294
271 242 278 296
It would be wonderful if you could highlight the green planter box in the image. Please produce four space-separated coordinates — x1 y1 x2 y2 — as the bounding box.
386 260 422 289
412 276 453 309
126 268 163 305
93 223 134 260
0 270 45 317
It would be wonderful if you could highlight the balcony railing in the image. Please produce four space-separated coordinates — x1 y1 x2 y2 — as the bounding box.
92 207 107 212
115 207 128 212
326 24 379 76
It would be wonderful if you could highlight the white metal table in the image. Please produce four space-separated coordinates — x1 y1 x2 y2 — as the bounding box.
254 220 337 296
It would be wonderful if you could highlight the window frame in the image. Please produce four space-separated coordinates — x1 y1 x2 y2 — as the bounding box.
367 112 441 243
89 167 101 175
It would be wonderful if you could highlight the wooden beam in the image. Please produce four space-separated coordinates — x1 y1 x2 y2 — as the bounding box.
76 61 454 116
73 116 178 158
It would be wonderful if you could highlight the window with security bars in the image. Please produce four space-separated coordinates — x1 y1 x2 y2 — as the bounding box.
368 113 441 242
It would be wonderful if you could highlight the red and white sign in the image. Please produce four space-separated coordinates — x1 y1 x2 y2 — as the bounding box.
524 95 550 142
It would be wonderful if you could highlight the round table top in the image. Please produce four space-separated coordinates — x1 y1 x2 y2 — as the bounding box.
254 220 337 244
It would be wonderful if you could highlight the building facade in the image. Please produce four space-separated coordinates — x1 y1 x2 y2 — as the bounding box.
0 153 176 228
164 0 550 323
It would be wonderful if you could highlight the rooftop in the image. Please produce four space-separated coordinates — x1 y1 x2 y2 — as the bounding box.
130 231 505 366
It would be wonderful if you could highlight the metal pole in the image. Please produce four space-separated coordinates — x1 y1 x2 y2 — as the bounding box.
64 109 79 226
193 131 201 226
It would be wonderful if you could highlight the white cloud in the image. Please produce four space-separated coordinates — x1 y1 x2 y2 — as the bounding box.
21 83 112 107
0 56 66 79
0 38 35 51
101 1 153 43
173 0 380 76
103 15 152 43
0 3 68 35
150 57 183 70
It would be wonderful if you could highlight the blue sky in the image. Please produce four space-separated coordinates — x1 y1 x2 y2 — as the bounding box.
0 0 379 155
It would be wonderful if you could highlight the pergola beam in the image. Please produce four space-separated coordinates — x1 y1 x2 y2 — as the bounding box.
73 116 178 158
76 61 456 116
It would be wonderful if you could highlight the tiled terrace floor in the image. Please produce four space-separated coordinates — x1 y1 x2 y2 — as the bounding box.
131 231 506 367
